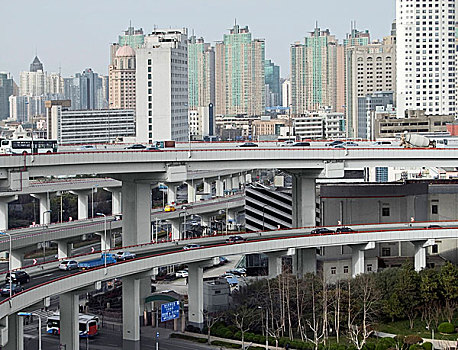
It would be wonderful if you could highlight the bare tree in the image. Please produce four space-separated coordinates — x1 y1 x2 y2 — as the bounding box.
347 274 379 350
203 310 222 345
303 277 325 350
232 305 256 350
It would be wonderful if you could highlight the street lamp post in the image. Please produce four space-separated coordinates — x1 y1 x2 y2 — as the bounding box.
179 208 188 240
96 213 107 271
18 312 41 350
0 231 12 300
42 210 51 263
91 186 98 219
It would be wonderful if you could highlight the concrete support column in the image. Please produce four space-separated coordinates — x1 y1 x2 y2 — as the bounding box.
215 177 224 197
57 240 72 259
232 176 240 191
413 239 435 272
224 176 232 192
351 242 375 278
188 262 212 328
122 276 141 349
186 182 197 203
267 252 283 279
96 232 112 251
292 248 317 277
31 193 51 225
167 184 178 205
239 173 246 187
105 187 122 215
59 292 79 350
246 173 252 184
3 314 23 350
203 179 212 194
291 172 320 228
70 190 90 220
170 220 180 241
10 250 24 270
0 196 17 231
122 180 151 246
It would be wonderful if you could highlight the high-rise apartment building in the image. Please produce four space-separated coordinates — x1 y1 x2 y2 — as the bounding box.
290 27 338 115
188 36 215 110
63 69 107 110
47 73 64 95
265 60 281 107
396 0 457 117
282 79 292 108
357 91 395 139
0 73 14 120
109 45 136 109
345 36 396 137
215 24 265 116
136 29 188 143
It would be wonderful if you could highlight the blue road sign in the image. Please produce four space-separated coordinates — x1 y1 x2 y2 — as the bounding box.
161 301 180 322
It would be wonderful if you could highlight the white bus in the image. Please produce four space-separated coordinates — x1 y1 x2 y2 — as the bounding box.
0 139 58 155
46 313 100 338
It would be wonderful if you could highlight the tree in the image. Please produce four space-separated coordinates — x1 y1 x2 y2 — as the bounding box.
395 264 421 329
419 268 441 331
347 274 379 350
232 305 257 350
203 310 222 345
439 262 458 323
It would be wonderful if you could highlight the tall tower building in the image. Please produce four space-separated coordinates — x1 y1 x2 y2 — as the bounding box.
396 0 456 117
110 25 145 65
0 73 14 120
109 45 136 109
215 24 265 116
291 27 338 115
188 36 215 110
136 28 188 143
345 35 396 137
20 56 46 96
265 59 281 107
63 68 105 110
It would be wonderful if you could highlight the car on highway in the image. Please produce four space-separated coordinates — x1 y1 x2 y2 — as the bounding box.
311 228 335 235
325 140 344 147
333 141 359 148
146 145 161 151
58 260 79 271
219 256 228 265
6 271 30 284
115 251 136 261
124 144 147 150
280 140 295 147
77 145 97 151
164 205 176 212
183 244 201 250
226 235 246 244
226 268 246 276
291 142 311 147
427 225 441 229
237 142 258 148
0 283 23 296
335 227 356 233
175 270 188 278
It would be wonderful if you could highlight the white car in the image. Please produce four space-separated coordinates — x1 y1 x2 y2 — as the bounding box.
175 270 188 278
183 244 201 250
58 260 78 271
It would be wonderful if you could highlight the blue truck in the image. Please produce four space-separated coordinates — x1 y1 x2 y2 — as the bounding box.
78 254 117 270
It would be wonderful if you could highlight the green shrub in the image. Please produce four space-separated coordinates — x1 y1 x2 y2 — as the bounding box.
404 335 423 346
234 331 242 340
409 344 423 350
376 337 397 350
422 342 433 350
197 338 207 344
223 329 234 339
211 340 241 349
437 322 455 334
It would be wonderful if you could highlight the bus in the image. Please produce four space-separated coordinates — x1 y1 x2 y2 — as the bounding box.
46 313 100 338
0 139 58 155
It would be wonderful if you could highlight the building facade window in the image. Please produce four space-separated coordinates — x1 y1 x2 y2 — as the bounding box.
382 207 390 217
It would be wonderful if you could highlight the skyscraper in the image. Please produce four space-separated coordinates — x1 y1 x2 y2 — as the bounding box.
63 69 106 110
20 56 46 96
291 27 338 115
136 28 189 143
345 35 396 137
110 25 145 65
188 36 215 110
0 73 14 120
109 45 136 110
396 0 456 117
215 24 265 116
265 59 281 107
30 56 43 72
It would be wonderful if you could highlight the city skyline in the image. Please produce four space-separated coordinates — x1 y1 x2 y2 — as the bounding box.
0 0 395 80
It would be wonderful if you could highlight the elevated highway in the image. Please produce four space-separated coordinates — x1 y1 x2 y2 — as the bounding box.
0 221 456 349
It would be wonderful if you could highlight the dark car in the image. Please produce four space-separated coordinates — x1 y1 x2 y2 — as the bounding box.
291 142 311 147
311 228 335 235
226 235 246 244
237 142 258 148
325 140 344 147
219 256 228 265
124 144 146 150
427 225 441 229
6 271 30 284
0 283 23 296
336 227 356 233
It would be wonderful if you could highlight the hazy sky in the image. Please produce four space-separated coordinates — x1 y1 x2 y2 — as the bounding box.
1 0 395 80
